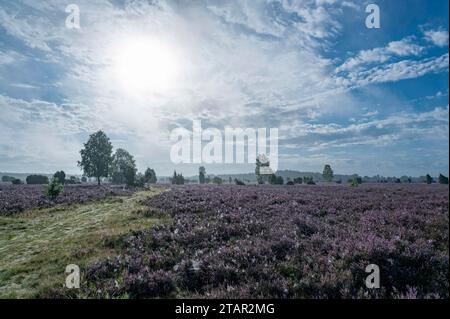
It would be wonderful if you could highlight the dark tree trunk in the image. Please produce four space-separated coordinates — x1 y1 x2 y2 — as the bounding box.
97 176 101 185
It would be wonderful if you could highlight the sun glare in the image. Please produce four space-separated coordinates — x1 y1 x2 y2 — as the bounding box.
112 36 180 94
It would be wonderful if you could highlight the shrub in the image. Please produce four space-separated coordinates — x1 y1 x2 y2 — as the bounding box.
286 181 294 185
43 177 64 200
26 175 49 185
212 176 223 185
425 174 433 184
234 179 245 185
293 177 303 184
303 176 315 185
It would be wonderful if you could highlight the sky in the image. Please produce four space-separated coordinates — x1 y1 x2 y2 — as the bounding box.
0 0 448 177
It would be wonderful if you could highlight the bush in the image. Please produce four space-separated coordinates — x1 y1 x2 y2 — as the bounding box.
26 175 49 185
212 177 223 185
303 176 315 185
286 181 294 185
43 177 64 200
425 174 433 184
234 179 245 185
293 177 303 184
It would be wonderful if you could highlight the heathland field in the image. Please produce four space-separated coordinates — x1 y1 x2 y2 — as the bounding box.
0 183 448 298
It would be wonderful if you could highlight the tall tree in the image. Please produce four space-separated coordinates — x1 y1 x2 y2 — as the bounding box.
111 148 137 186
78 130 113 185
322 164 334 182
53 170 66 185
144 168 157 184
425 174 433 184
199 166 206 184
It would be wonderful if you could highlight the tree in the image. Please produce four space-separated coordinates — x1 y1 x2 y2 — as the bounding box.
212 176 223 184
78 131 113 185
276 176 284 185
255 155 271 184
111 148 137 186
43 177 64 200
199 166 206 184
171 171 185 185
293 177 303 184
322 164 334 182
438 174 448 184
144 168 157 184
53 171 66 185
1 175 15 182
81 176 87 183
26 175 49 185
425 174 433 184
304 176 315 185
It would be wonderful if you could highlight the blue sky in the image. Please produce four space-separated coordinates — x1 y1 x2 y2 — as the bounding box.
0 0 448 177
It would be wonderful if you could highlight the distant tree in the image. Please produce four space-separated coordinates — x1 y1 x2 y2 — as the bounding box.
304 176 315 185
43 177 64 200
268 174 277 185
53 171 66 185
276 176 284 185
293 177 303 184
228 177 232 184
1 175 15 182
438 174 448 184
26 175 49 185
81 176 87 183
12 178 22 185
212 176 223 185
255 155 271 184
78 131 113 185
144 168 157 184
134 172 145 187
234 178 245 185
111 148 137 186
171 171 185 185
322 164 334 182
426 174 433 184
286 181 294 185
199 166 206 184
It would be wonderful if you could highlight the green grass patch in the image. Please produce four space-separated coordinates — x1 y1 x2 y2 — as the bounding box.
0 188 166 298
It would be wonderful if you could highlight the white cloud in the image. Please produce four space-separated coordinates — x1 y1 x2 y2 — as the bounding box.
424 29 449 47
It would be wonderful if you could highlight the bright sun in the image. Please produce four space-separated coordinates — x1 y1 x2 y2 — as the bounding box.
112 36 180 94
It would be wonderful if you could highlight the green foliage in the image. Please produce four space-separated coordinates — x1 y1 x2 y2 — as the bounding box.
234 178 245 185
43 177 64 200
212 176 223 184
293 177 303 184
53 171 66 185
438 174 448 184
144 168 157 184
11 178 22 185
425 174 433 184
171 171 185 185
268 174 284 185
199 166 206 184
26 175 49 185
303 176 315 185
286 181 294 185
2 175 15 182
349 176 362 187
78 130 113 185
255 155 271 184
111 148 137 186
322 164 334 182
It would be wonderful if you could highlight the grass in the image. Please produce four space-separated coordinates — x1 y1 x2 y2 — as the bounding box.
0 188 166 298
